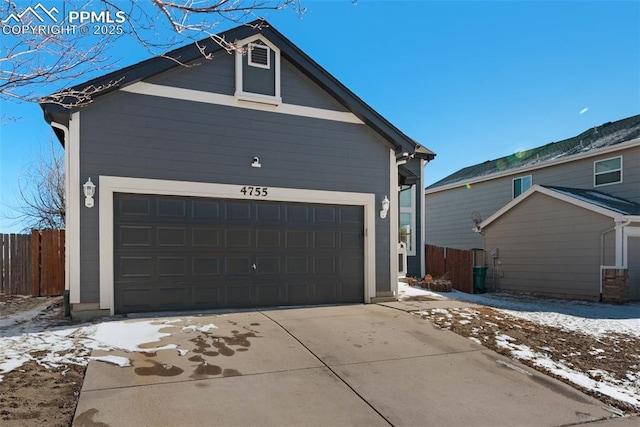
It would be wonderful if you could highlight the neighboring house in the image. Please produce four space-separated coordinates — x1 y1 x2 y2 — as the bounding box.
425 115 640 301
40 21 434 318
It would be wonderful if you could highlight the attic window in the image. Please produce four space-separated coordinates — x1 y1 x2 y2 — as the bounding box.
248 43 270 69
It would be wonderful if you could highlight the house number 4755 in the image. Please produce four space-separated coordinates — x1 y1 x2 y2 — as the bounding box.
240 186 268 197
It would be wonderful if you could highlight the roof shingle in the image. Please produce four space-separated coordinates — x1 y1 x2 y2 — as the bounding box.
428 115 640 189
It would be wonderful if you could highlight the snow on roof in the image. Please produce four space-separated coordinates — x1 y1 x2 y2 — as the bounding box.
544 186 640 216
428 115 640 189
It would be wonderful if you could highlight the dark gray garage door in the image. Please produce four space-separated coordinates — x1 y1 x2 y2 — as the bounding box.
114 193 364 314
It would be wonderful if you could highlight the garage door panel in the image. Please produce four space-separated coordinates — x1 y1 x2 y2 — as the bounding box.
192 285 224 306
117 287 154 312
119 196 151 217
340 206 363 223
226 229 253 248
286 258 310 274
225 257 253 275
119 226 152 247
314 257 336 274
119 257 152 278
256 229 281 248
192 228 221 247
256 203 282 221
158 227 187 247
158 198 187 218
226 284 254 306
192 257 222 276
340 232 363 249
255 257 281 274
256 284 283 306
340 257 364 275
158 285 189 308
286 231 309 248
314 207 336 223
114 194 364 314
193 200 220 220
286 205 310 222
225 201 252 220
157 257 187 277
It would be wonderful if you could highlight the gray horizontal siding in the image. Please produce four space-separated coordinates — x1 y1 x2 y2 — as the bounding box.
426 146 640 249
280 60 348 111
146 53 235 95
78 91 391 303
483 192 614 299
145 53 348 112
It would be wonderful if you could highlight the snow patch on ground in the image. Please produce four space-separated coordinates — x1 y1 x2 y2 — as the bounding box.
89 355 132 367
0 303 216 381
400 282 640 409
402 283 640 338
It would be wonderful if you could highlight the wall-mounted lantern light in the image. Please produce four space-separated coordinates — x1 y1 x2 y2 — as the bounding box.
251 157 262 168
379 195 390 219
83 177 96 208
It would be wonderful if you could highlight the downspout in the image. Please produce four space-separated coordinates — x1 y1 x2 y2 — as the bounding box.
49 121 71 317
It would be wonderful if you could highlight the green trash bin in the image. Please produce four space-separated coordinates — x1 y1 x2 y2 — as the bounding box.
473 266 488 294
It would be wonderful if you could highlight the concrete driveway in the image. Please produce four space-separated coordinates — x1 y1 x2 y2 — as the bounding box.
74 302 625 426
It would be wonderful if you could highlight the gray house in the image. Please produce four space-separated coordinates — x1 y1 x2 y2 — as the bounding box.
40 21 434 318
425 115 640 301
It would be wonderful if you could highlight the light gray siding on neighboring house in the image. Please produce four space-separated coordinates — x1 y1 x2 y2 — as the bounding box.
426 146 640 249
426 179 509 249
78 91 392 303
483 193 615 300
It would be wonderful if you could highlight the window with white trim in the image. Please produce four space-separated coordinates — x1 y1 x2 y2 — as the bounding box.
399 186 416 256
594 156 622 187
234 35 281 105
248 42 270 69
513 175 531 199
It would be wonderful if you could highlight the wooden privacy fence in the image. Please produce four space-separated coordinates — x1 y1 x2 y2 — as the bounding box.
425 244 473 293
0 229 65 296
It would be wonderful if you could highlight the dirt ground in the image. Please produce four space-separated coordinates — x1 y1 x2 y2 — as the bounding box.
1 295 83 427
418 305 640 414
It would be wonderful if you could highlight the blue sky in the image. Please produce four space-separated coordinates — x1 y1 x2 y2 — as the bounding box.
1 0 639 232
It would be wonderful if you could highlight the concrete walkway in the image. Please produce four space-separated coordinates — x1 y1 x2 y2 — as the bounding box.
74 302 627 426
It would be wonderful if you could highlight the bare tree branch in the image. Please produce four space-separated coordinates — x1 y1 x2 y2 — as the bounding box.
0 0 306 107
7 139 65 231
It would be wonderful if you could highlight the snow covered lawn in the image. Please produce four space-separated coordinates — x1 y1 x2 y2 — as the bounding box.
0 294 206 425
401 283 640 414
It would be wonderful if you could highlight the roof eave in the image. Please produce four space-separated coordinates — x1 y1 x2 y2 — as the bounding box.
40 21 435 157
479 185 629 230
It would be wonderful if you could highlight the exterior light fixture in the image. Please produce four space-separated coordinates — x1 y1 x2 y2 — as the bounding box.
252 157 262 168
83 177 96 208
380 195 390 219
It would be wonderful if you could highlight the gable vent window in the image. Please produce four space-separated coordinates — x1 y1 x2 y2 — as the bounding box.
594 156 622 186
248 43 270 69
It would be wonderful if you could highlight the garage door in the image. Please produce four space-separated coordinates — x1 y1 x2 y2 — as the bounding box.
114 193 364 314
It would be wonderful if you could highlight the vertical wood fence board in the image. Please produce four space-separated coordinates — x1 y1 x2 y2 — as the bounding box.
2 235 9 294
1 230 65 297
31 231 40 296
